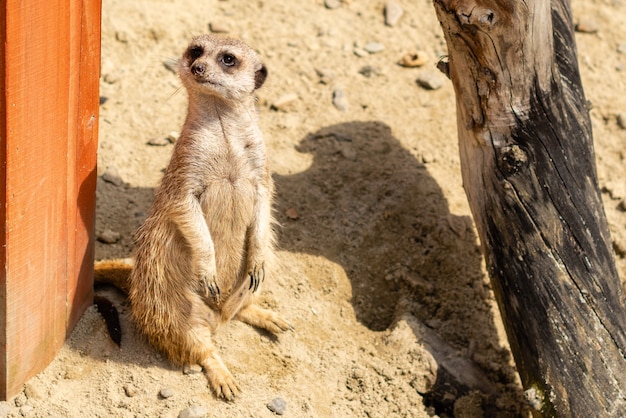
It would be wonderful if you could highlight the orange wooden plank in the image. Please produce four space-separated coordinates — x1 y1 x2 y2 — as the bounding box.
66 0 101 333
0 0 101 399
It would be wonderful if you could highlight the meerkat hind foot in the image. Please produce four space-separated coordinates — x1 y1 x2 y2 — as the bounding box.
200 356 240 400
236 304 293 334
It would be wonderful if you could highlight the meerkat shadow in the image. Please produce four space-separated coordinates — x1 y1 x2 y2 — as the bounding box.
272 121 516 411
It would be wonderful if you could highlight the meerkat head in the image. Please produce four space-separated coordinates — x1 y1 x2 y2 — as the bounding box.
178 34 267 102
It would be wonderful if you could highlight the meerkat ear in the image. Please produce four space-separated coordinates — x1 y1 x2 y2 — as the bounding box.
254 64 268 90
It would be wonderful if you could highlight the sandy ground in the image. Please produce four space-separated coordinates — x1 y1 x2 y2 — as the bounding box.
2 0 625 417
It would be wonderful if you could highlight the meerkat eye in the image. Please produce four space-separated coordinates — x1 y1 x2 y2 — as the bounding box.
221 53 237 67
189 45 204 60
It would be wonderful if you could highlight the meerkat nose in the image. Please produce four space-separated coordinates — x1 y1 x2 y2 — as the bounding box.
191 62 206 76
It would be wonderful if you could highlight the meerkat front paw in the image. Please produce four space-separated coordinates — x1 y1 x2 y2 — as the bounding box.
199 273 221 305
247 262 265 292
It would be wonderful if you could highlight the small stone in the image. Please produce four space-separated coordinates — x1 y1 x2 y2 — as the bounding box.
267 397 287 415
123 384 138 397
98 229 121 244
270 93 299 111
315 68 336 85
353 47 369 57
99 96 109 105
616 113 626 130
167 131 180 143
102 167 124 186
183 364 203 375
618 43 626 54
385 1 404 26
178 405 208 418
115 31 129 43
159 387 175 399
324 0 341 9
398 51 428 67
13 392 27 407
209 21 230 33
575 19 599 34
416 73 444 90
363 42 385 54
285 207 300 220
618 199 626 212
332 87 349 112
103 73 120 84
148 137 171 146
339 142 357 160
19 405 35 417
23 383 42 400
163 58 178 74
358 65 381 78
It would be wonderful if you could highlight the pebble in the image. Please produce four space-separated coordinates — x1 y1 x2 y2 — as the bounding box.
148 137 171 146
353 47 368 57
183 364 203 375
23 383 42 400
398 51 428 67
103 73 120 84
267 397 287 415
13 392 27 407
115 31 129 43
271 93 299 111
99 96 109 105
123 384 138 397
315 68 336 85
617 199 626 212
98 229 121 244
167 131 180 143
616 113 626 130
385 1 404 26
324 0 341 9
178 405 208 418
359 65 380 78
416 73 444 90
285 207 300 220
209 21 230 33
19 405 35 417
102 167 124 186
575 19 599 34
363 42 385 54
332 87 349 111
618 43 626 54
159 387 175 399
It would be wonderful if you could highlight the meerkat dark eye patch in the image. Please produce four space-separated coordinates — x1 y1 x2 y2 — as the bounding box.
220 53 238 67
188 45 204 60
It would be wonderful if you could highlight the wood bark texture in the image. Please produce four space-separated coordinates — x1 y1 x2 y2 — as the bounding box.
432 0 626 415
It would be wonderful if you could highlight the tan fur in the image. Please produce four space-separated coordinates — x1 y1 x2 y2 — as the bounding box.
116 35 290 400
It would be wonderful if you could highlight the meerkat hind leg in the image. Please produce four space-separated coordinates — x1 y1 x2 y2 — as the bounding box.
235 303 293 334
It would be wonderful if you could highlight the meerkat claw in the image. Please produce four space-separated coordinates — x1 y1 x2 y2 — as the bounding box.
248 272 256 291
248 265 265 292
201 275 221 304
210 284 221 305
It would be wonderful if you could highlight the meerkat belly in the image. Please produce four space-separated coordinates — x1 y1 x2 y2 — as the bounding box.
202 172 257 288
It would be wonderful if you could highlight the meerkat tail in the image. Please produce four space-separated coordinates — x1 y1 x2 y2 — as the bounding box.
94 258 133 294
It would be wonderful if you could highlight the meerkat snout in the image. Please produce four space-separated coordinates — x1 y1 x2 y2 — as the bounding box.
191 62 205 76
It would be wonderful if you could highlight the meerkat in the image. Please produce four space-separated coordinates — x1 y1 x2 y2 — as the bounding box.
97 34 291 400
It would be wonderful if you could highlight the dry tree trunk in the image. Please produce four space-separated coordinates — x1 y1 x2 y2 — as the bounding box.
432 0 626 415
